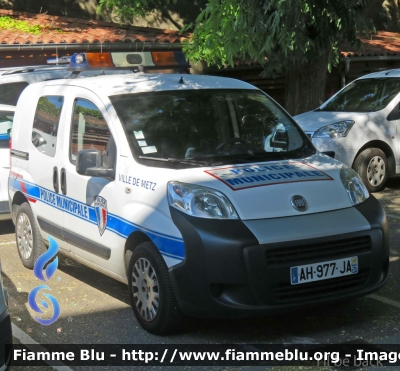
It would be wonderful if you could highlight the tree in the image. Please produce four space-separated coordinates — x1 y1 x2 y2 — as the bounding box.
99 0 377 115
183 0 374 115
98 0 207 29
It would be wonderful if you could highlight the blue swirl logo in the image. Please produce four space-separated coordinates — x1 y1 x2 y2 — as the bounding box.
28 236 60 325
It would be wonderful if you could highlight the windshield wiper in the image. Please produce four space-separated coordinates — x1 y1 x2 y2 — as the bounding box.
138 156 215 167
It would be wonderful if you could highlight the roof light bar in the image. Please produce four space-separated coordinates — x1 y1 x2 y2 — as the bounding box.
68 51 190 73
47 56 71 65
151 51 178 66
86 52 115 68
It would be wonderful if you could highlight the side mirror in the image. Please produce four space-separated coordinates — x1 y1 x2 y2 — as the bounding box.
76 149 115 179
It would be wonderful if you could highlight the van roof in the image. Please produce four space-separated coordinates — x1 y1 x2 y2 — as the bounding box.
31 73 257 96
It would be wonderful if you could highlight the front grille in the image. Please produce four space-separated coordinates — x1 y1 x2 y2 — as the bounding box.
266 236 371 266
273 268 370 302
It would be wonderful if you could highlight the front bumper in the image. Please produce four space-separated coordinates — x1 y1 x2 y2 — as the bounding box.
169 195 389 317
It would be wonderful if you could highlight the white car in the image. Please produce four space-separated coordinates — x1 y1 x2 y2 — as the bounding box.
8 52 390 335
0 65 70 220
295 70 400 192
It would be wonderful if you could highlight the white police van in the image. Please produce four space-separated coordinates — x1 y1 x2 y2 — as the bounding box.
9 52 389 334
295 70 400 193
0 65 70 220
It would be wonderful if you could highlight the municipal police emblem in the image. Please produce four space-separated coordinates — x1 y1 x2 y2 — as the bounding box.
94 196 108 236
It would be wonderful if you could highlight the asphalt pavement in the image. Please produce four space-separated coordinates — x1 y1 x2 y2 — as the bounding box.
2 179 400 370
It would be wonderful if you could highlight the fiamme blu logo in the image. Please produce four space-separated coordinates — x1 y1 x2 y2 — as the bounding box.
28 236 60 325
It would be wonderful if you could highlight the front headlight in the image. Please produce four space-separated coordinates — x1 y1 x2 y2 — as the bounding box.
313 120 354 138
340 166 369 205
168 182 239 219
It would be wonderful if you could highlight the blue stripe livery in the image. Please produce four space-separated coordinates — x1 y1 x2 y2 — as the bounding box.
10 178 185 261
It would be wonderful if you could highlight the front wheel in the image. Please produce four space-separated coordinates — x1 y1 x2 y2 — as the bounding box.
353 148 388 193
15 202 46 269
128 241 183 335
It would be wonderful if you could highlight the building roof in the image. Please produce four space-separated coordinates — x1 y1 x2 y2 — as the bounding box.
0 9 187 46
0 10 399 61
340 31 400 58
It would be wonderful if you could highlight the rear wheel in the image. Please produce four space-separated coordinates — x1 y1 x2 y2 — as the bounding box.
15 202 46 269
128 241 183 335
353 148 388 193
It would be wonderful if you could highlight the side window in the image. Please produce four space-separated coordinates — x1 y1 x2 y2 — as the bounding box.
70 99 112 167
31 96 64 157
0 82 29 105
0 111 14 149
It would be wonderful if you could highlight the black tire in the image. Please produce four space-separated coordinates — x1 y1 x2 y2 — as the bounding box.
14 202 46 269
128 241 183 335
353 148 388 193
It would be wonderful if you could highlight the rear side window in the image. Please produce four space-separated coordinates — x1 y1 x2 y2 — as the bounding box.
0 82 28 105
69 99 111 165
0 111 14 149
31 96 64 157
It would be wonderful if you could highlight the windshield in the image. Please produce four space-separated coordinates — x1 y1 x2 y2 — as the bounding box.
320 78 400 112
110 89 314 167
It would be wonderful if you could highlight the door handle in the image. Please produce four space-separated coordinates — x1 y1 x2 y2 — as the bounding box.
60 168 67 195
53 166 59 193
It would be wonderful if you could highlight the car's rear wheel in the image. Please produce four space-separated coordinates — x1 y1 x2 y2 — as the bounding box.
353 148 388 193
128 241 183 335
15 202 46 269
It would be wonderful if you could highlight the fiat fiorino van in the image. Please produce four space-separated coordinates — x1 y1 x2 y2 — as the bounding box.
8 53 389 334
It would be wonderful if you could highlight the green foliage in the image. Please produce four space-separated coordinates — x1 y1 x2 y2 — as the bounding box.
38 97 62 117
0 16 65 35
76 106 103 120
97 0 178 21
183 0 372 76
0 16 42 34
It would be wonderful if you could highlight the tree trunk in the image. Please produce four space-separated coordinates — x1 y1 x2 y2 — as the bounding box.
284 51 330 116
